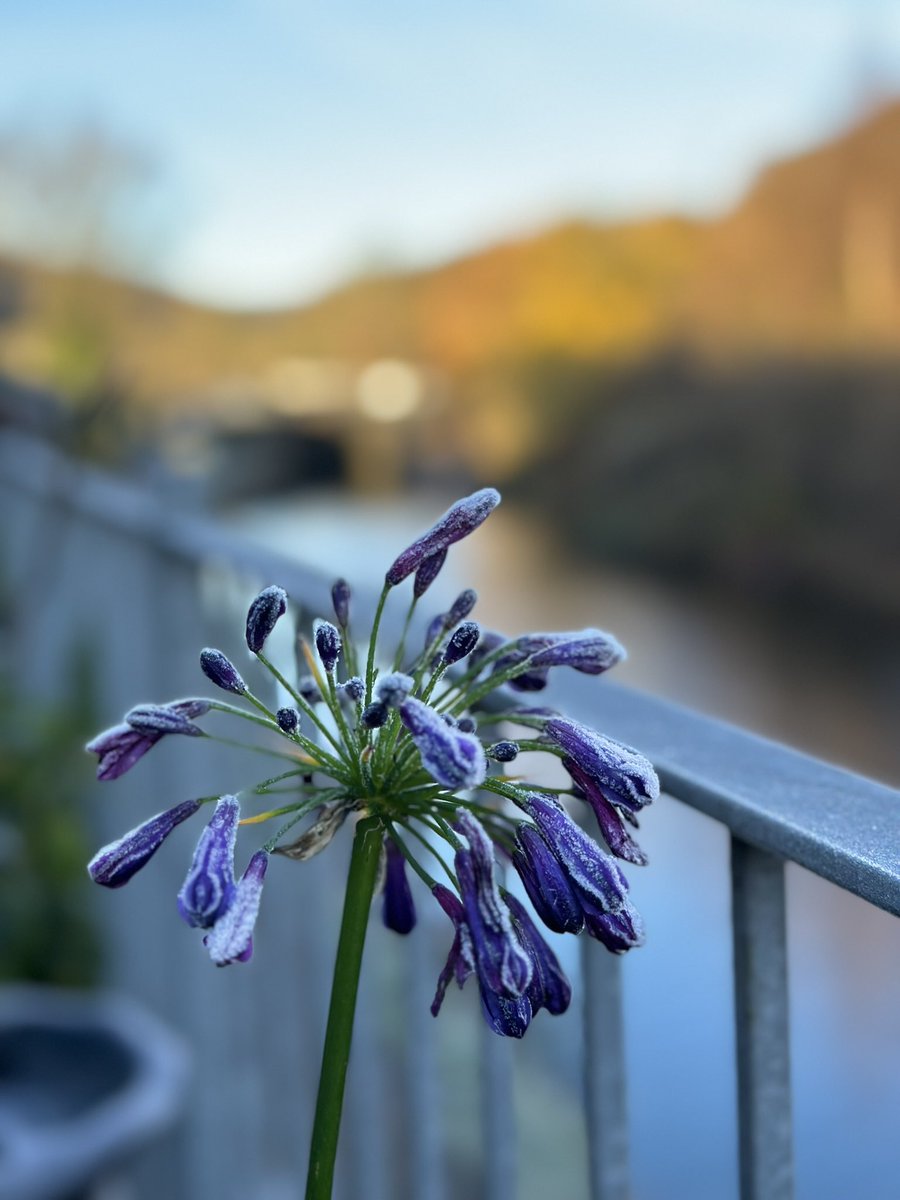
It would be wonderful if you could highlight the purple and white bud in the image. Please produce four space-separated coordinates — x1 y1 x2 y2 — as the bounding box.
566 757 648 865
444 620 480 665
276 707 299 734
126 704 204 738
86 723 160 781
374 672 415 708
204 851 268 966
386 488 501 586
544 717 659 813
200 648 246 695
177 796 240 929
413 548 447 598
382 839 416 935
246 585 288 653
487 740 519 763
511 823 584 934
363 701 388 728
331 578 351 627
88 799 201 888
446 589 477 627
400 697 487 790
504 894 571 1018
341 676 365 703
297 675 323 705
314 620 342 672
517 629 626 676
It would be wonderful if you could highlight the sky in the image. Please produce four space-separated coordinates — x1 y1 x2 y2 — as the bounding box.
2 0 900 309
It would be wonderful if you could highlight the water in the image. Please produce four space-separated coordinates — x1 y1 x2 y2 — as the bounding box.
225 487 900 1200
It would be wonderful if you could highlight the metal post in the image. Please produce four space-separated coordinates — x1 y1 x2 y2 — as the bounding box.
582 939 630 1200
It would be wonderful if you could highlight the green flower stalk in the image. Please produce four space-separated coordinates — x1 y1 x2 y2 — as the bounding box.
85 486 659 1197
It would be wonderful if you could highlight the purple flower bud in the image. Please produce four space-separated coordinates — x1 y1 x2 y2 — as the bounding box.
424 613 446 648
246 585 288 653
331 578 351 627
457 716 477 734
517 629 626 676
487 740 519 763
126 704 204 738
565 757 648 865
454 812 532 999
363 700 388 728
86 723 160 781
314 620 342 672
382 839 416 935
200 648 246 695
204 851 268 966
544 717 659 813
399 697 487 789
494 651 549 692
446 589 477 626
504 894 571 1018
276 707 299 734
522 792 644 953
444 621 480 665
385 488 501 586
413 548 448 598
298 675 323 705
341 676 365 702
511 823 584 934
177 796 240 929
479 989 532 1039
468 630 506 672
374 672 415 707
88 799 201 888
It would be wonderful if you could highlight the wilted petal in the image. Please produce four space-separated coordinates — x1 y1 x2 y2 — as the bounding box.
431 884 475 1015
454 812 532 998
511 823 584 934
382 839 416 935
86 723 160 781
566 757 648 865
273 801 349 861
88 799 201 888
505 894 572 1017
177 796 240 928
204 851 269 966
517 629 626 675
246 585 288 653
385 488 501 585
544 717 659 812
400 697 487 789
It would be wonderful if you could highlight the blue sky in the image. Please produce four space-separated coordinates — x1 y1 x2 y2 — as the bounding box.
2 0 899 308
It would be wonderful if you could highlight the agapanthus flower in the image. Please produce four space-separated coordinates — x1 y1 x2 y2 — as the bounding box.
86 485 657 1031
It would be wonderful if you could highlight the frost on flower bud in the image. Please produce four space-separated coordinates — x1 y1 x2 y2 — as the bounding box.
276 707 299 734
385 487 501 586
342 676 365 702
87 724 160 781
331 578 351 627
413 548 447 598
517 629 625 676
297 675 323 705
446 589 477 627
374 672 414 707
457 716 477 734
246 585 288 653
363 701 388 728
504 894 571 1019
544 717 659 813
204 851 268 966
177 796 240 929
382 839 416 935
444 621 480 665
200 648 246 695
314 620 342 672
512 823 584 934
487 740 519 763
400 697 487 790
566 757 647 865
88 799 201 888
126 704 205 737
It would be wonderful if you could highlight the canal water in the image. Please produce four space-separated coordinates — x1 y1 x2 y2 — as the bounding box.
226 488 900 1200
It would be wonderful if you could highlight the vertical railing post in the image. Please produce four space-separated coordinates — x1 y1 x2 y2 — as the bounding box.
582 940 630 1200
731 837 794 1200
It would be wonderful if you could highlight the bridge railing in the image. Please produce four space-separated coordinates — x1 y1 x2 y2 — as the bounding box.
2 428 898 1200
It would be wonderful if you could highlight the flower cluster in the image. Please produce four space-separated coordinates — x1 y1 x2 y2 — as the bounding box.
86 487 658 1036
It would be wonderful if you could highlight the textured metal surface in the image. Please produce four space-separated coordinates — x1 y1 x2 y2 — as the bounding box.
731 840 794 1200
581 941 630 1200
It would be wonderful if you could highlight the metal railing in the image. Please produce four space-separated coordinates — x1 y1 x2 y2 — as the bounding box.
3 428 899 1200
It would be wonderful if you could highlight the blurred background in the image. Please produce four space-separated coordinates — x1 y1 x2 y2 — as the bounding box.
1 2 899 1198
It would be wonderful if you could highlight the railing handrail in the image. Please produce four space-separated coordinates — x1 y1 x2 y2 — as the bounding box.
4 426 899 916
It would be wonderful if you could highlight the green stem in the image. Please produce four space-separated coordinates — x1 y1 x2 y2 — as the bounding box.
305 815 383 1200
364 582 392 706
